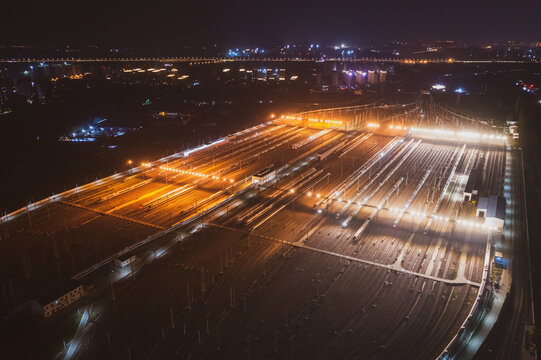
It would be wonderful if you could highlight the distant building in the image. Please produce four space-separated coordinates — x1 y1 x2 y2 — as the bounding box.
507 121 519 140
344 71 354 87
476 195 506 230
0 70 13 112
266 68 277 83
355 71 366 85
464 153 485 202
379 70 387 83
331 71 338 88
476 197 489 216
278 68 286 82
15 78 33 98
463 168 480 201
314 73 322 87
252 167 275 184
509 124 519 139
38 279 84 318
115 253 136 268
367 70 378 85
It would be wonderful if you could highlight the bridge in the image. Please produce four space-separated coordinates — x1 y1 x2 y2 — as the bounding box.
0 56 534 64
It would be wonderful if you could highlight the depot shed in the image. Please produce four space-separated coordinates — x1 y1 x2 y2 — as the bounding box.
115 253 136 268
38 279 84 318
476 195 506 230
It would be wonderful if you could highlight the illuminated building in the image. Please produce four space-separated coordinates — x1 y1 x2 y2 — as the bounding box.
367 70 378 85
37 279 84 318
252 167 275 184
0 70 12 112
476 195 506 230
331 71 338 88
379 70 387 83
15 77 33 98
115 253 137 268
355 70 367 85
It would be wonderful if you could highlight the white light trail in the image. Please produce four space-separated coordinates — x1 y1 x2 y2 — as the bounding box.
183 138 227 157
393 169 431 228
409 127 507 143
353 178 403 239
342 140 421 226
424 144 466 232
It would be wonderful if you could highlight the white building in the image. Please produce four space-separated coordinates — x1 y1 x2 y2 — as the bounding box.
507 120 519 140
476 197 489 217
379 70 387 83
252 167 275 185
367 70 378 85
355 71 367 85
38 279 84 318
476 195 506 231
115 253 136 268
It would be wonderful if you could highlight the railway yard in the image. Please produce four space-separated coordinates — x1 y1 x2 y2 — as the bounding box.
0 101 518 359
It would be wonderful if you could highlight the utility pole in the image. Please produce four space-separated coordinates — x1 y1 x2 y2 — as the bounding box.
110 276 116 301
170 306 175 329
186 282 191 310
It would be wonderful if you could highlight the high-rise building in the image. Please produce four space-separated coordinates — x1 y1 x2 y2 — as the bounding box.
278 68 287 82
344 70 354 87
355 71 367 85
331 71 338 88
315 73 322 87
367 70 378 85
266 68 276 83
0 70 13 113
379 70 387 83
15 78 33 98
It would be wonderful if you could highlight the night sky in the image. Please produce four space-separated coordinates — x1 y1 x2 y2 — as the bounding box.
1 0 541 48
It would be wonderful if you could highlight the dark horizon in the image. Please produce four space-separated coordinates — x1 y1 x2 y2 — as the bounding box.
1 0 541 49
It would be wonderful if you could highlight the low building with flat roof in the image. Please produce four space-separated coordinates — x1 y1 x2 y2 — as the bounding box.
252 167 275 185
476 195 506 231
463 168 479 202
115 253 136 268
37 279 83 318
